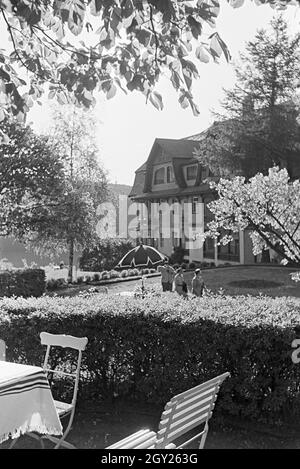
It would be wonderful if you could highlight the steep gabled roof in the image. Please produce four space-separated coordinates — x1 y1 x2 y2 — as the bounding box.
135 162 147 172
144 138 200 192
154 138 200 158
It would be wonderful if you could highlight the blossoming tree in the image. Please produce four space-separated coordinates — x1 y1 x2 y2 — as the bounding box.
206 167 300 266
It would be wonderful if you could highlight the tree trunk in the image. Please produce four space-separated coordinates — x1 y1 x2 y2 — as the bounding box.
261 249 270 263
68 239 74 283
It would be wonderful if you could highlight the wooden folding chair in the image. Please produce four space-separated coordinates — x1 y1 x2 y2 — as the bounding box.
0 339 6 361
28 332 88 449
106 372 230 449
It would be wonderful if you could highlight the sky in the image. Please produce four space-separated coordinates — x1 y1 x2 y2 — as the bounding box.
26 0 300 186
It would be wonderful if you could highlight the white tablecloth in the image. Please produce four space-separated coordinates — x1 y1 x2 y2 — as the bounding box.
0 361 63 443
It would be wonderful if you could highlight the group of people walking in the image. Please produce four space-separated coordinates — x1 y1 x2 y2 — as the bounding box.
157 259 204 297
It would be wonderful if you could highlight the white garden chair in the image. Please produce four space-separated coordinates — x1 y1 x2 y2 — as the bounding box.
107 372 230 449
0 339 6 361
39 332 88 449
10 332 88 449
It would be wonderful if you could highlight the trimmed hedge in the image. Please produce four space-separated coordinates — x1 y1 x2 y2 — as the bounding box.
0 269 46 297
1 293 300 423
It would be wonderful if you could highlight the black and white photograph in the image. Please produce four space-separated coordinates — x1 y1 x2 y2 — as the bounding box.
0 0 300 457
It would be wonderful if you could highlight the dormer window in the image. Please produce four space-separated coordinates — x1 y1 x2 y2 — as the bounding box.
166 166 174 183
154 167 165 185
186 164 197 181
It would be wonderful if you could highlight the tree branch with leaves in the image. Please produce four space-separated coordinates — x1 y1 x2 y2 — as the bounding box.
2 0 290 135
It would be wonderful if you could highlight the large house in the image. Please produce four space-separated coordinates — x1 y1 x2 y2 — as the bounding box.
129 135 256 265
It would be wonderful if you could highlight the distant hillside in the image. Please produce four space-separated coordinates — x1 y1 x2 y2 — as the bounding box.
108 183 132 197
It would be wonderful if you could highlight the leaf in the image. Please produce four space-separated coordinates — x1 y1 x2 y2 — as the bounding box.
170 70 181 91
86 22 93 32
190 100 200 116
106 83 117 99
181 59 199 79
57 90 69 105
114 77 127 94
228 0 245 8
187 15 202 39
59 0 86 36
170 60 181 75
195 45 210 63
90 0 102 16
179 95 189 109
83 89 93 101
51 17 64 41
149 91 163 110
148 0 175 21
210 33 231 62
210 33 223 59
197 0 220 27
98 26 108 43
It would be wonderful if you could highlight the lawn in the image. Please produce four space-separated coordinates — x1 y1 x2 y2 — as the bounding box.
184 265 300 298
52 265 300 298
2 398 300 449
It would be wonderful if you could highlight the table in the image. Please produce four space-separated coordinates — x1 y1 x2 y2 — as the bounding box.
0 361 63 444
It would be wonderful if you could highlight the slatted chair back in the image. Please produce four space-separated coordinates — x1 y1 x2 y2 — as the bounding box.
155 372 230 449
40 332 88 408
0 339 6 361
39 332 88 449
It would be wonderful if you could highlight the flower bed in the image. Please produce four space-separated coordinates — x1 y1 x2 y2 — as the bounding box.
45 268 159 291
1 293 300 423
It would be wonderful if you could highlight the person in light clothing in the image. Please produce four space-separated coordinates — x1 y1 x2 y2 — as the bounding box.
174 267 188 297
192 269 205 297
157 259 175 292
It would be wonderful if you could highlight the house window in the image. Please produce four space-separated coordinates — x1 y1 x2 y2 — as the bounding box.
166 166 174 183
192 197 198 214
154 167 165 185
186 165 197 181
203 237 214 258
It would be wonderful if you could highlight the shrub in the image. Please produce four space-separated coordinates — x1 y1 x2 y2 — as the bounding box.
120 270 128 278
181 263 187 270
109 270 119 279
46 279 57 291
56 278 67 288
127 269 136 277
101 271 110 280
142 268 150 275
169 246 185 265
93 273 100 282
189 262 196 270
1 294 300 424
79 239 135 272
149 268 156 274
85 275 91 284
77 276 84 284
0 269 45 297
132 268 140 276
